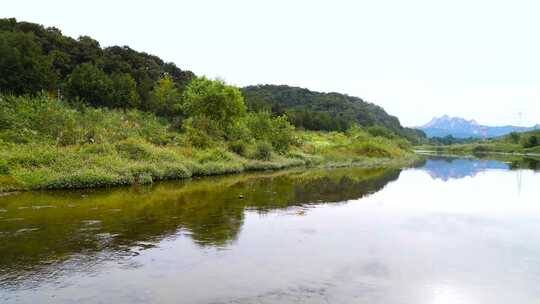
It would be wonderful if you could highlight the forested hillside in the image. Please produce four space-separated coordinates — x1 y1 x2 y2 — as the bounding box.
242 85 425 143
0 18 194 116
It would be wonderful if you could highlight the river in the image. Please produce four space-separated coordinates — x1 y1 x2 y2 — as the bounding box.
1 156 539 303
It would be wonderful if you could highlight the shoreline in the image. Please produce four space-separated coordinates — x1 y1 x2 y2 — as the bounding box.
415 149 540 158
0 154 421 193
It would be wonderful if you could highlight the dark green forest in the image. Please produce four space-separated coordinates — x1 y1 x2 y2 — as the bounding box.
242 85 425 143
0 18 194 116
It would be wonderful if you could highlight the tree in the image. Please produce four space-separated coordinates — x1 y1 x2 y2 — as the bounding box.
0 31 54 94
147 76 182 116
63 63 113 107
244 112 295 152
0 18 195 111
110 73 139 108
183 77 246 129
508 132 521 144
523 135 539 148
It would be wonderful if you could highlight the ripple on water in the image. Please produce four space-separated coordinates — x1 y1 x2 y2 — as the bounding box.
81 220 102 226
2 218 24 222
31 205 57 210
14 228 39 235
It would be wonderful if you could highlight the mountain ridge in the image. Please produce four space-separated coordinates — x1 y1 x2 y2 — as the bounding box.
418 115 540 138
242 84 426 143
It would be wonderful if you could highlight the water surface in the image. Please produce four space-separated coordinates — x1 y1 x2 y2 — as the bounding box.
1 157 539 303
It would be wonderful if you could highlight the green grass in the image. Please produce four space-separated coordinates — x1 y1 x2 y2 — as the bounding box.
0 95 417 191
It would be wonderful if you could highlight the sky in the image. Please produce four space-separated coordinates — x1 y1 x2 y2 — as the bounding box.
3 0 540 127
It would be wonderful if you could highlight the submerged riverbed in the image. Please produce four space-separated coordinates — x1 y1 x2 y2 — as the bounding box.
1 156 540 303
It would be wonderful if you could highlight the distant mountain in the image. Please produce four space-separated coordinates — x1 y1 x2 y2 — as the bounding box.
418 115 540 138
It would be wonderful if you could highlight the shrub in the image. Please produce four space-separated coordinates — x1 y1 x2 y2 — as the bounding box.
182 116 221 148
0 159 8 175
158 162 191 180
183 77 246 129
353 142 392 158
508 132 521 144
15 167 131 190
229 141 247 156
253 141 273 161
195 148 233 163
5 144 58 167
269 115 296 153
81 143 116 155
115 139 154 160
473 145 489 154
244 112 295 153
366 126 396 139
523 135 539 148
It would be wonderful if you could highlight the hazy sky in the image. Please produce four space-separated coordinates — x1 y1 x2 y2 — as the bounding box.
3 0 539 127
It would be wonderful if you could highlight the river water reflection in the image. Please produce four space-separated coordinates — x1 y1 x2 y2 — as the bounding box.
1 156 539 303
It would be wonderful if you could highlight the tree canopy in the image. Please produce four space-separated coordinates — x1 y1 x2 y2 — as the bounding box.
183 77 246 129
0 18 194 111
241 85 426 143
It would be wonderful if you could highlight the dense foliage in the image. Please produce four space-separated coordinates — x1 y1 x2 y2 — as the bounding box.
0 18 194 115
428 135 480 146
242 85 426 144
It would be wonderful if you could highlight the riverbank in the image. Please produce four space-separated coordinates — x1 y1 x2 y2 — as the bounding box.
417 130 540 157
0 93 420 192
0 132 419 192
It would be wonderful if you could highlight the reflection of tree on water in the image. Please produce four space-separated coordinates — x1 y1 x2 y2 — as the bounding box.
0 167 401 287
509 157 540 171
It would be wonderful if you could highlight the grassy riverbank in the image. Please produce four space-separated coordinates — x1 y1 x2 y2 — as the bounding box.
0 95 418 192
417 130 540 156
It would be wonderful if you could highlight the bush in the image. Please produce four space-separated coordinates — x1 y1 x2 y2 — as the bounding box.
195 148 233 163
523 135 539 148
81 143 116 155
244 112 295 153
182 116 222 148
229 141 247 156
0 95 172 146
0 159 8 175
473 145 490 154
354 142 392 158
183 77 246 129
367 126 396 139
115 139 154 160
253 141 273 161
508 132 521 144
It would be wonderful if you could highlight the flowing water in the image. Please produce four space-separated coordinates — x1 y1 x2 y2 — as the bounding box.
1 156 540 303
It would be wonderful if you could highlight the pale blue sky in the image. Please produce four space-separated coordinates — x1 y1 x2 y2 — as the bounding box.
3 0 539 126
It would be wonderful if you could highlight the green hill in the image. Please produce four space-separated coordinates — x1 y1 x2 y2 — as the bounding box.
242 85 425 143
0 18 194 114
